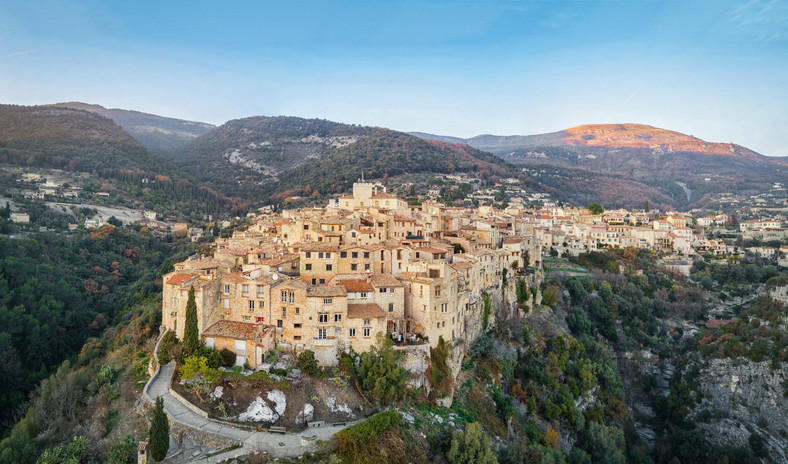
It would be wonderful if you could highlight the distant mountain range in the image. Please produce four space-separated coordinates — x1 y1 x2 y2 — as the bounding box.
51 102 214 157
0 104 183 178
173 116 514 201
4 100 783 211
413 124 787 208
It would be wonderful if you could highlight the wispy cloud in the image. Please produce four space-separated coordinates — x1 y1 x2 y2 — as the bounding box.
0 48 47 60
731 0 787 41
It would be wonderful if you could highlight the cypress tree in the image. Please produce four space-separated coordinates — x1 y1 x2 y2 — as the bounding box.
149 397 169 462
183 286 199 355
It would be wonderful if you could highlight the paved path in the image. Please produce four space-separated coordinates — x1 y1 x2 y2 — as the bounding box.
147 361 357 461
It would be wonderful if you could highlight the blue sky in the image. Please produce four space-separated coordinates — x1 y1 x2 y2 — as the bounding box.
1 0 786 156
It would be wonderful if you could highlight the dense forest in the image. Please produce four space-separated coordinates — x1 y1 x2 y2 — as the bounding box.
175 116 519 203
0 105 182 178
0 226 194 433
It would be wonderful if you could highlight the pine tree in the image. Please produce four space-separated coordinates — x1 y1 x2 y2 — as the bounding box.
447 422 498 464
149 397 169 462
183 286 199 356
644 200 649 213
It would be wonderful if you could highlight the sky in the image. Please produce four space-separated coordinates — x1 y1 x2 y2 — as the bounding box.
1 0 787 156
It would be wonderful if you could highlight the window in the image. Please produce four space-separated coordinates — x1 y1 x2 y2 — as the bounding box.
323 298 333 305
294 335 302 340
281 307 286 317
318 252 324 259
363 328 370 337
289 291 294 303
326 253 332 259
441 303 448 313
223 284 230 295
351 251 358 258
349 328 356 337
277 319 283 327
397 250 402 260
257 285 265 298
305 252 311 258
319 278 325 284
312 279 317 285
249 300 255 311
442 321 446 327
364 252 370 259
351 264 358 271
359 292 367 298
435 286 442 297
341 251 347 258
326 264 333 271
224 299 230 308
389 303 394 312
242 285 249 296
257 317 264 323
364 264 370 271
379 287 387 293
334 314 342 322
295 307 300 315
363 319 370 326
243 316 250 322
305 263 312 271
259 300 264 308
304 224 309 230
317 329 327 339
281 290 287 302
294 323 302 329
319 314 328 323
381 250 385 260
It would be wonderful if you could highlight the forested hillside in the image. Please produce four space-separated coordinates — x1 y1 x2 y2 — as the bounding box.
0 227 193 433
413 124 786 209
175 116 519 203
51 102 215 158
0 105 182 178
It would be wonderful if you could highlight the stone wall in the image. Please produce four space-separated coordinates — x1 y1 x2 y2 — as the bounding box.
395 344 430 389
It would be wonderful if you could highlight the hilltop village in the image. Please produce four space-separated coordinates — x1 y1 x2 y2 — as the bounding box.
161 181 787 368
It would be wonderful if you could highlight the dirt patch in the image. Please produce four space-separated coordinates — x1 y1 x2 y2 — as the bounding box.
173 369 373 430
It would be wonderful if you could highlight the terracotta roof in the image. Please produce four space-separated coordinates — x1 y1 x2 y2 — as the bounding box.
166 273 195 285
306 285 347 297
301 244 340 252
371 192 398 200
222 272 250 284
502 237 525 244
202 321 264 340
347 303 386 319
391 215 416 222
417 247 449 255
338 280 374 292
370 274 404 287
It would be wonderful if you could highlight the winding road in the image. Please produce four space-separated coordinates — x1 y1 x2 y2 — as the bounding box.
146 360 356 461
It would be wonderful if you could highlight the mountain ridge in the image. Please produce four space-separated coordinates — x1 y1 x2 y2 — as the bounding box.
176 115 517 202
0 104 184 177
50 102 215 157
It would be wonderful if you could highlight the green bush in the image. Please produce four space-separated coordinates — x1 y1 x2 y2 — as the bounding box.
296 350 319 375
220 348 236 367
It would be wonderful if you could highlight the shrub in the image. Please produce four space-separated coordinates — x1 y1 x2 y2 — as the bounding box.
334 410 409 464
296 350 319 375
220 348 236 367
357 334 409 405
447 422 498 464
